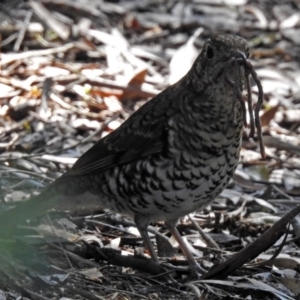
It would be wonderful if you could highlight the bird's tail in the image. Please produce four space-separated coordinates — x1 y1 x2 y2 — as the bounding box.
0 186 62 288
0 187 58 238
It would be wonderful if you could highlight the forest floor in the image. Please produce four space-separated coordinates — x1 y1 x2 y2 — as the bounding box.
1 0 300 299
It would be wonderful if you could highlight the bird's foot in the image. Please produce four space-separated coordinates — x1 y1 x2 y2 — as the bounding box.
161 261 207 280
188 262 207 279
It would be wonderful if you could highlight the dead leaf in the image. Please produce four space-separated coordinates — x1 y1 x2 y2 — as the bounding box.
169 28 203 84
260 104 279 127
120 67 148 101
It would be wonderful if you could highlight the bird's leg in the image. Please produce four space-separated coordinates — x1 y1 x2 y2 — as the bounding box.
134 214 159 263
165 219 206 275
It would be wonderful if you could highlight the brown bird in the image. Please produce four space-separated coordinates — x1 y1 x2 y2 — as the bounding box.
0 34 264 273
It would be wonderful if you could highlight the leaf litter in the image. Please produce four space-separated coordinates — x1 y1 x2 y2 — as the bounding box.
1 0 300 299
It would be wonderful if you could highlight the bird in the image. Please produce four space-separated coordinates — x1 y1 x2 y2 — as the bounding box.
0 34 260 274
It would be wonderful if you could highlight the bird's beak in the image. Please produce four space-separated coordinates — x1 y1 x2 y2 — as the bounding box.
233 50 247 60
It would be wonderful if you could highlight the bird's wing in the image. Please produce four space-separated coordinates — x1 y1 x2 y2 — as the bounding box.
62 88 176 178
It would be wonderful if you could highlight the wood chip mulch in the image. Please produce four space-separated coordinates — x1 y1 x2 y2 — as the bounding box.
1 0 300 299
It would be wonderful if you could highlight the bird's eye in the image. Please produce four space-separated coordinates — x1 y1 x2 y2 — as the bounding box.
206 44 214 59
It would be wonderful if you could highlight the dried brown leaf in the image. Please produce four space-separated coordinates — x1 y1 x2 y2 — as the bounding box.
260 104 279 127
120 68 148 101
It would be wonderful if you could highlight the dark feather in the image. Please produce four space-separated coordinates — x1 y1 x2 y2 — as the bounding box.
61 87 177 178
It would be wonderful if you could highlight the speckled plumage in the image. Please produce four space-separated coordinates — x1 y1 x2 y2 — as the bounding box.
55 34 246 220
2 34 250 271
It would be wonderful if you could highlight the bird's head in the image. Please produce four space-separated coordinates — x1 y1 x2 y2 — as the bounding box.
187 34 250 93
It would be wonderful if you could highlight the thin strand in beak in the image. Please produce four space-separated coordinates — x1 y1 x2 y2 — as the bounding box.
225 55 266 159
